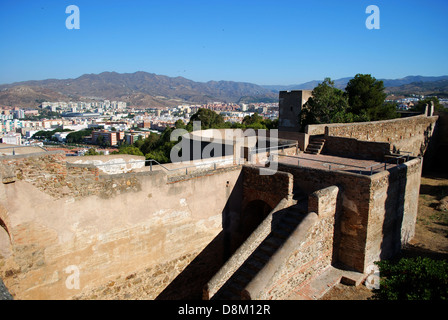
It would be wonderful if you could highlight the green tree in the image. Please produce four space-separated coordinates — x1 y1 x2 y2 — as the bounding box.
145 149 170 164
187 108 224 130
96 135 106 147
412 97 444 113
137 110 279 164
66 128 94 144
345 74 387 120
33 130 53 140
263 118 279 130
174 119 186 129
299 78 350 129
117 146 144 156
32 128 73 141
375 102 400 120
138 133 161 155
242 113 264 126
85 148 100 156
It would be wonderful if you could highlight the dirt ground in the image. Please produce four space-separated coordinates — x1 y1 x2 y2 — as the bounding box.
321 170 448 300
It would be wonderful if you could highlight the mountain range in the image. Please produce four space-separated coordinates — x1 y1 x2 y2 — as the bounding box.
263 75 448 92
0 72 447 109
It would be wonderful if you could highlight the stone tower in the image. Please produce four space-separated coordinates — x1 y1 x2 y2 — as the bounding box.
278 90 312 132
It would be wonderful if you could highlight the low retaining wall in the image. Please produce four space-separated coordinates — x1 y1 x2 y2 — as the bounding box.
322 136 391 161
306 115 437 157
68 154 146 175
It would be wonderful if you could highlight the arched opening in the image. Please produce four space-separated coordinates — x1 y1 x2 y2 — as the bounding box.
240 200 273 241
0 219 12 259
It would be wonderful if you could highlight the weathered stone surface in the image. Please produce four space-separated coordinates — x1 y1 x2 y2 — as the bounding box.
0 151 242 300
308 115 438 157
242 166 293 210
0 131 424 300
437 196 448 212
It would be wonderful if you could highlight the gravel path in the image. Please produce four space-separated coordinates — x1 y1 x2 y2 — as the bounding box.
0 278 13 300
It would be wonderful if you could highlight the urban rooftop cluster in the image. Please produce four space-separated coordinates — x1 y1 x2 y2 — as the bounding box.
0 100 279 153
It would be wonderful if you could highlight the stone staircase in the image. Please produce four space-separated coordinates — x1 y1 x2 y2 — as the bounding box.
305 135 326 155
204 183 367 300
210 190 308 300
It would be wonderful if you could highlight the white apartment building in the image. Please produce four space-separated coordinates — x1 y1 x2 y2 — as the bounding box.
2 132 22 145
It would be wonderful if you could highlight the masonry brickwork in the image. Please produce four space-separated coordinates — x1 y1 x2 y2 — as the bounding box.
0 152 242 299
242 166 293 212
306 115 438 157
243 186 338 300
277 158 422 273
0 113 432 300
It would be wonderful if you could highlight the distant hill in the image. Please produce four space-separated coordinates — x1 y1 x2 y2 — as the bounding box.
385 79 448 98
263 75 448 92
1 72 447 109
0 71 277 108
382 76 448 88
262 77 353 91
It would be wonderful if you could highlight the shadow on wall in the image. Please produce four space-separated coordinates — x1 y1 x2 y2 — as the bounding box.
211 205 306 300
424 112 448 174
155 231 226 300
0 218 12 260
380 165 408 260
330 190 344 269
155 171 244 300
238 200 272 249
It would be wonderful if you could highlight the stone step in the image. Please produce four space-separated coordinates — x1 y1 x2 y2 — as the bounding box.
263 235 286 250
228 281 245 297
280 213 305 227
306 137 326 155
239 268 258 281
252 250 271 263
257 244 277 256
276 221 297 234
271 227 292 240
245 257 266 272
231 273 254 292
295 202 309 214
340 270 366 286
213 278 246 300
213 289 234 300
211 203 312 300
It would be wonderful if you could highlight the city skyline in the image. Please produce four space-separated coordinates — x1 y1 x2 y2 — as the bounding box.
1 0 448 85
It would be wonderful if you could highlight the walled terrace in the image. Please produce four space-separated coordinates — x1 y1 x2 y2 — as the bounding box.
0 111 439 300
203 151 422 299
0 124 424 301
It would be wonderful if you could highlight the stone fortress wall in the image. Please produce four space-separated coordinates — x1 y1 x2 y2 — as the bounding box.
0 151 242 299
0 111 443 300
306 114 438 156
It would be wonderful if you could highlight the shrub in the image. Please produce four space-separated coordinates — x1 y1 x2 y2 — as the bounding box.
372 257 448 300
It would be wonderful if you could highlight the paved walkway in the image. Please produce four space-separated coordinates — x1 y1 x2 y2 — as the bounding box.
278 153 397 175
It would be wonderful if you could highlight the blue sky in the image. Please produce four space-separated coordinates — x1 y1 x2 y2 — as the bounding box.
0 0 447 85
